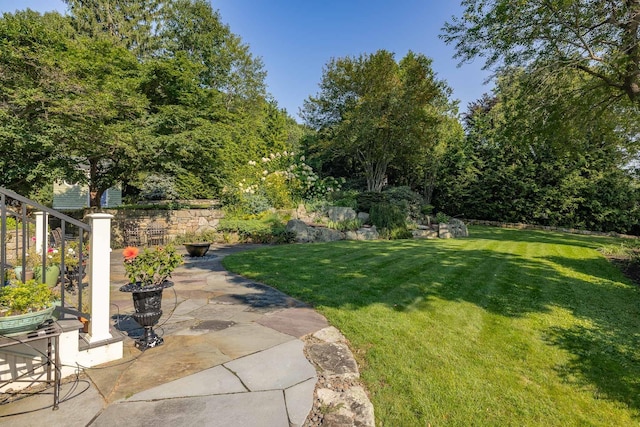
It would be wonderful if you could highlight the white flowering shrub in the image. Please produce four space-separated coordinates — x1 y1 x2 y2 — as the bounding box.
223 151 345 214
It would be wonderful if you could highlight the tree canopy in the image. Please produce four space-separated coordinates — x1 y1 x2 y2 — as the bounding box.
301 50 460 194
1 1 297 205
435 68 640 233
442 0 640 107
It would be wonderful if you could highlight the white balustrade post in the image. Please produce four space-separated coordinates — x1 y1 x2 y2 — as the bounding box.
34 211 48 254
87 213 114 343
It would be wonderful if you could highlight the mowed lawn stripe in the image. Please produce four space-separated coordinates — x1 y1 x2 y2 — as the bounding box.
224 226 640 426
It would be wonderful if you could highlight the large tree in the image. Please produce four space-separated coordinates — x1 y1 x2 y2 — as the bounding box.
51 34 149 207
64 0 161 57
302 50 457 192
2 2 294 204
0 10 68 197
442 0 640 108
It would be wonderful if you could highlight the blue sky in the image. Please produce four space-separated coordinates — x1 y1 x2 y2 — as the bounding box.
1 0 493 120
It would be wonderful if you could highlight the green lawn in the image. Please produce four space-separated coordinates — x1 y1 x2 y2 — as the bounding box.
223 226 640 426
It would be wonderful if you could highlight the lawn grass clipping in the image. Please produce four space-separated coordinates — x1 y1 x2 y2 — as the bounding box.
223 226 640 426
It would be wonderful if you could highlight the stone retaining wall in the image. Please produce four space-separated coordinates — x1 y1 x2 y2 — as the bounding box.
100 208 225 247
3 229 27 263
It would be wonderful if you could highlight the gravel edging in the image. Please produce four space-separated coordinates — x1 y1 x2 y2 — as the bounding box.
302 326 375 427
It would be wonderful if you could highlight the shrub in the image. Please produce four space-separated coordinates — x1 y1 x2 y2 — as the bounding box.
244 193 273 215
175 172 215 199
421 204 434 216
4 217 17 229
327 190 359 209
383 186 425 220
140 174 179 201
379 227 413 240
435 212 450 224
357 192 388 213
327 218 363 232
217 213 294 244
223 151 344 216
370 203 406 230
264 172 296 209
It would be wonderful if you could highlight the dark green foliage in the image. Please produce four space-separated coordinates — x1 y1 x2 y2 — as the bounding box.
383 186 424 219
139 174 179 201
435 212 450 224
217 215 293 244
434 70 640 234
356 192 388 213
443 0 640 107
1 3 298 207
378 226 413 240
174 172 215 199
369 203 406 231
421 204 434 215
327 190 358 209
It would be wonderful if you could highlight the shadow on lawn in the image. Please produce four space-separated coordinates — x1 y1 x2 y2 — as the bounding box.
224 230 640 413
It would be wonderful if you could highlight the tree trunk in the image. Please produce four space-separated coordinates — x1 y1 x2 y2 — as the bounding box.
622 0 640 104
88 160 102 208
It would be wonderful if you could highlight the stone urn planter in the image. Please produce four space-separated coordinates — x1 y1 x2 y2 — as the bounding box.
121 245 182 349
183 242 211 257
119 281 173 349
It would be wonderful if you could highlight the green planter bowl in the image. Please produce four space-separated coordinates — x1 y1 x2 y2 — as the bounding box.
33 265 60 288
0 305 56 337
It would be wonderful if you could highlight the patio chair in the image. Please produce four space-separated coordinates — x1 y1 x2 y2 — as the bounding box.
124 225 141 247
50 227 64 247
146 222 166 246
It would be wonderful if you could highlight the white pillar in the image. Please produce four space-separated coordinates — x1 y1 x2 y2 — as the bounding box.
34 211 48 254
87 213 114 343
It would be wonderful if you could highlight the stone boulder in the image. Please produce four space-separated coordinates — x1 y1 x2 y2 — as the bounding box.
412 228 438 239
449 218 469 238
357 211 370 223
286 219 345 243
438 223 452 239
286 219 315 243
315 227 345 242
345 226 379 241
327 207 357 222
317 387 375 427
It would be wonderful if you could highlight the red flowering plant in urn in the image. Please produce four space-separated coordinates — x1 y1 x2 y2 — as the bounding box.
121 245 183 288
119 245 183 349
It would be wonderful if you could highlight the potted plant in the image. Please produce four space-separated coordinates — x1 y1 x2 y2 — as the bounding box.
0 279 59 336
119 245 183 349
15 244 36 282
36 247 61 288
16 244 60 287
